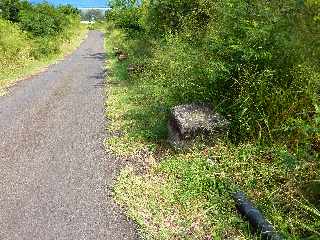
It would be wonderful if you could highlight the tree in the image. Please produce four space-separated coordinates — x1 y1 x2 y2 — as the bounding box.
19 3 66 36
58 4 80 16
0 0 22 22
81 9 104 22
108 0 139 9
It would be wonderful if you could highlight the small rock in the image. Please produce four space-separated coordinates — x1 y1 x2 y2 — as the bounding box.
118 53 128 61
168 103 229 147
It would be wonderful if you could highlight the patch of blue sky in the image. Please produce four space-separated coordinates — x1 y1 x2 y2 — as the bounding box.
30 0 108 8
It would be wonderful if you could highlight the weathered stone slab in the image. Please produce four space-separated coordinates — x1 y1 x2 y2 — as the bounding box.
168 103 229 146
118 53 128 61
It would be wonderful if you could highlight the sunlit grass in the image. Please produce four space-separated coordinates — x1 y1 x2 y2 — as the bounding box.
0 23 88 95
104 22 320 240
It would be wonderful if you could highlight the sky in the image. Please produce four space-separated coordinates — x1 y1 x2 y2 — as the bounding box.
30 0 108 8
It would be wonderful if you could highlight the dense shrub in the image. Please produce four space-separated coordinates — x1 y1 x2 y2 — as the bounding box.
109 0 320 145
0 1 81 78
58 4 80 16
0 0 22 22
30 37 60 59
19 3 76 37
140 0 211 36
106 0 142 33
0 18 32 71
201 1 320 142
107 1 320 238
1 1 80 37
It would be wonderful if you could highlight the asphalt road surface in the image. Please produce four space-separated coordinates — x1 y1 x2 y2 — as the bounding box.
0 31 138 240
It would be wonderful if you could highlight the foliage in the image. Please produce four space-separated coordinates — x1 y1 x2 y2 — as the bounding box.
19 3 78 37
140 0 211 36
0 18 32 72
108 0 320 144
105 0 320 239
58 4 80 16
108 0 139 9
0 0 22 22
106 1 142 33
0 1 84 93
115 142 319 239
1 0 80 37
80 9 104 22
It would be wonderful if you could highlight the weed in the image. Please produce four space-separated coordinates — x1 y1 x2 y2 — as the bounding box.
104 1 320 238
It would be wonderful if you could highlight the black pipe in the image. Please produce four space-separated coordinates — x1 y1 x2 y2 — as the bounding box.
233 192 283 240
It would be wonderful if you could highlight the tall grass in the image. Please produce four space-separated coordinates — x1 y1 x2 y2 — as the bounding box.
0 2 86 94
107 0 320 145
104 0 320 239
0 19 32 74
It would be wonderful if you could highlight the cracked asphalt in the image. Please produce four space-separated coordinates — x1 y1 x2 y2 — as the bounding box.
0 31 138 240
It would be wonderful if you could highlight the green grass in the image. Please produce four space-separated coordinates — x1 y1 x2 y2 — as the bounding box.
114 142 319 239
105 26 169 156
0 23 88 95
104 23 320 240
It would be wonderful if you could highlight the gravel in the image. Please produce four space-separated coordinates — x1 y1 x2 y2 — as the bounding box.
0 31 138 240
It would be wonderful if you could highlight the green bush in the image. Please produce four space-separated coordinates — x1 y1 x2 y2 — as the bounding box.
19 3 67 37
106 0 143 34
0 0 22 22
0 1 82 83
107 8 142 33
200 0 320 143
114 0 320 145
107 1 320 239
0 0 81 59
0 18 32 71
0 1 80 38
140 0 211 36
31 37 60 59
58 4 80 16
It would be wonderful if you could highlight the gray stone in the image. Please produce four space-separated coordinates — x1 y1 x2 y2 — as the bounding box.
118 53 128 61
168 103 229 146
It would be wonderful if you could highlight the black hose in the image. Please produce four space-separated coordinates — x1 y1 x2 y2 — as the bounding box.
233 192 284 240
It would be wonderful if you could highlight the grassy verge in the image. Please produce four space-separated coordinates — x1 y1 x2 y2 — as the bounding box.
105 24 320 240
0 24 88 95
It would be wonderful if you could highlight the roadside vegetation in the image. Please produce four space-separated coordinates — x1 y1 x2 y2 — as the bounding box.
0 0 87 95
104 1 320 239
80 9 105 22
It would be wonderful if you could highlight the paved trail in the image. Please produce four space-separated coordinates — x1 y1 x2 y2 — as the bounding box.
0 31 138 240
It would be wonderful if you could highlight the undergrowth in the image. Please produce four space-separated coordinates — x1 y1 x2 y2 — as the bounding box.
0 2 87 95
104 1 320 239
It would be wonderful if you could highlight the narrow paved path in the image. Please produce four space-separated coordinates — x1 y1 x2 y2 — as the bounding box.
0 31 138 239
